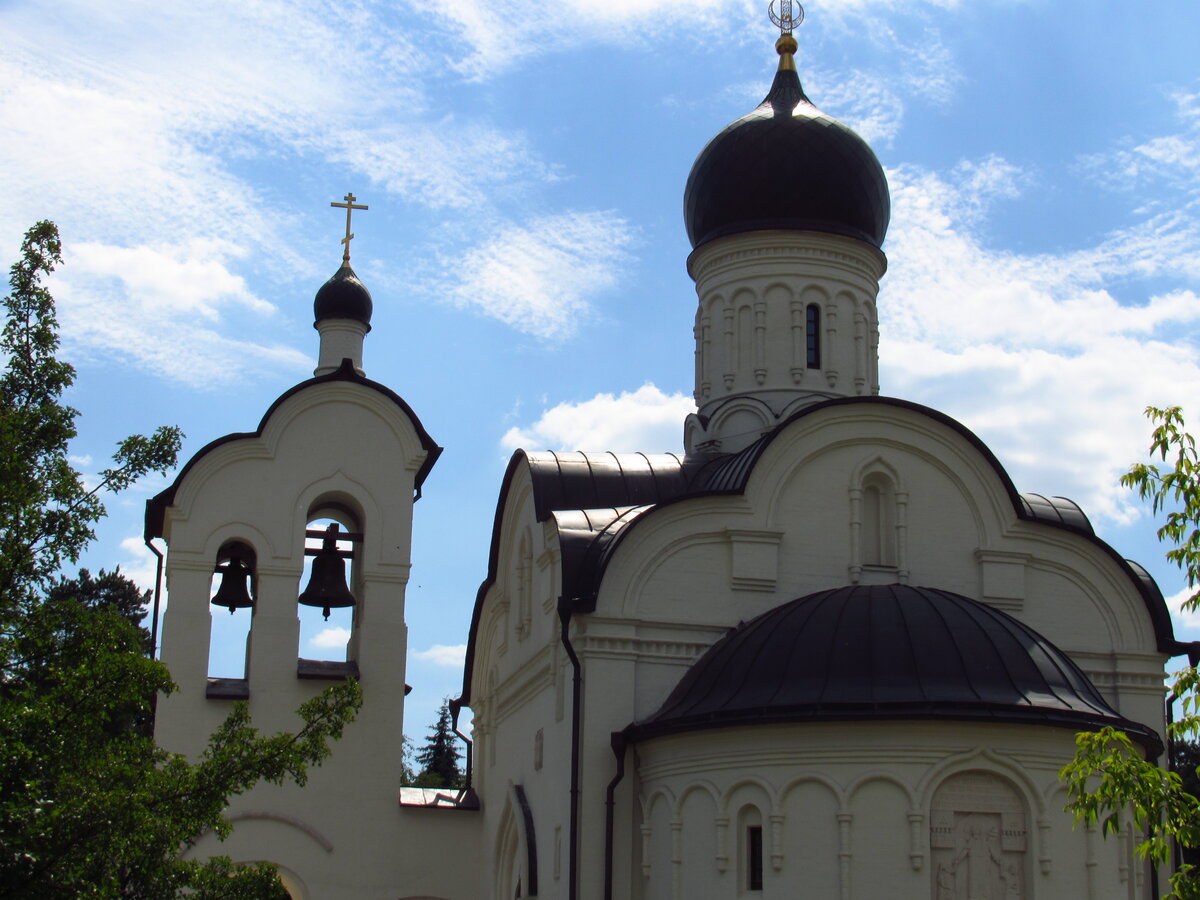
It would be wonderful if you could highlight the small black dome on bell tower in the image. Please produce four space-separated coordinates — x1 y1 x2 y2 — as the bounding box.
313 263 373 331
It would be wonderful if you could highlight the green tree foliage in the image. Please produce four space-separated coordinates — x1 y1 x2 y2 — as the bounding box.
413 698 463 789
1061 406 1200 898
0 222 363 898
47 567 153 652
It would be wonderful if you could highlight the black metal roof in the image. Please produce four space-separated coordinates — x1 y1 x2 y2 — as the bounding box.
458 396 1179 705
627 583 1162 753
314 263 372 328
683 66 891 251
144 359 442 540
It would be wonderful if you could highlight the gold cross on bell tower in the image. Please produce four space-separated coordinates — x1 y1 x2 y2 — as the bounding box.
330 192 369 264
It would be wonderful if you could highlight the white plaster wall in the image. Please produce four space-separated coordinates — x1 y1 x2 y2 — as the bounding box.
631 721 1155 900
470 463 575 899
686 230 886 454
597 402 1166 726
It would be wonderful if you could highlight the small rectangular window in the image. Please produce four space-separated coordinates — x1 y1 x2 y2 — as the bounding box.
806 303 821 369
748 825 763 891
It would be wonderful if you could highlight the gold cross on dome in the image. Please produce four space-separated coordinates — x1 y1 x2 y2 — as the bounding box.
768 0 804 35
330 192 369 263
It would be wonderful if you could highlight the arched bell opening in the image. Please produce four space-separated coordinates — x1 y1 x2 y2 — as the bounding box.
207 540 256 680
297 501 363 665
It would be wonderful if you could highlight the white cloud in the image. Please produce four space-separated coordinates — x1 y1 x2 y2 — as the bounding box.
52 240 312 388
412 643 468 667
117 536 161 597
441 212 634 340
1169 585 1200 637
813 70 905 145
879 160 1200 524
414 0 745 74
1077 86 1200 204
502 383 694 452
0 0 564 376
310 626 352 649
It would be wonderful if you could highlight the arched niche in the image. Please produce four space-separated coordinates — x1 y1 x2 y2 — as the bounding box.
930 771 1028 900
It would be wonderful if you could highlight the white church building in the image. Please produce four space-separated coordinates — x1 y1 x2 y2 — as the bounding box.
148 15 1185 900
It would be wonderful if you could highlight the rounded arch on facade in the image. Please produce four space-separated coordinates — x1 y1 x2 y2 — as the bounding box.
849 453 905 492
845 770 917 811
720 775 779 818
762 279 796 303
200 521 278 567
224 811 335 853
274 864 309 900
674 779 721 819
294 476 377 549
706 396 775 446
779 772 845 809
642 786 677 822
494 785 538 900
799 282 831 306
917 747 1046 820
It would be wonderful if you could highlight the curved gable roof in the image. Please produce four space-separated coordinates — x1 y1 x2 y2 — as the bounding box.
459 396 1182 705
144 358 442 540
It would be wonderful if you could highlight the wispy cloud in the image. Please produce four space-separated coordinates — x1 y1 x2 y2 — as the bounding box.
52 240 312 388
439 212 634 340
0 0 565 379
1076 86 1200 208
502 383 694 452
412 643 468 667
413 0 747 74
880 159 1200 524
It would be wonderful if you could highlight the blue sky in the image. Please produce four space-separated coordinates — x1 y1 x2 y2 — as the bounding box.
3 0 1200 737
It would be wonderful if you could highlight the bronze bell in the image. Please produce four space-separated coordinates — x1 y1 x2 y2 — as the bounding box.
212 556 254 614
298 524 356 620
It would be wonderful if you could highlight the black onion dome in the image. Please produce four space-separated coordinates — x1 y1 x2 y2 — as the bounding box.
684 47 890 250
313 263 372 329
631 584 1159 752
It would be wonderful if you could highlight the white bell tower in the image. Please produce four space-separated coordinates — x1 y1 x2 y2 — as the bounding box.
148 196 449 897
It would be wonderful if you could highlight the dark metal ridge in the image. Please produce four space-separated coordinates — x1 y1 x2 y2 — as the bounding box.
144 358 442 540
556 395 1178 655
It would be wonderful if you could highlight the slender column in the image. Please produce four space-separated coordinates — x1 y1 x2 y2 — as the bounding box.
907 811 924 871
715 816 730 873
754 301 767 385
670 817 683 900
837 812 853 900
769 813 784 871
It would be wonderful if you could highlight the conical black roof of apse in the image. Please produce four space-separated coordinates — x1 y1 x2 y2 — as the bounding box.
313 263 372 329
630 584 1160 753
684 62 891 250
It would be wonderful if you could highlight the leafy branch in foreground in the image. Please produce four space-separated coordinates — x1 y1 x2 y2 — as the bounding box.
1061 406 1200 898
0 221 363 898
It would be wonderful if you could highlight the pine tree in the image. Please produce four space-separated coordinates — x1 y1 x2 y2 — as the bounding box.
414 698 463 788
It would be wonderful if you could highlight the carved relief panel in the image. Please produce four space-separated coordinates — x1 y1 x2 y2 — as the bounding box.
930 772 1027 900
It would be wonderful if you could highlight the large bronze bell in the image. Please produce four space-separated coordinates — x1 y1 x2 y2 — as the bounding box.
212 556 254 614
298 524 356 620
